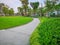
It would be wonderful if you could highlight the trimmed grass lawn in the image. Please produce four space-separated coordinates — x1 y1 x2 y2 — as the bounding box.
30 17 60 45
0 16 32 30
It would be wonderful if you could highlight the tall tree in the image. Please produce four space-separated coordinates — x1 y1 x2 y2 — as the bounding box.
45 0 57 16
55 3 60 15
55 3 60 10
30 2 39 16
17 7 23 16
20 0 28 16
0 3 5 15
9 8 14 16
45 0 59 14
27 7 32 16
2 6 9 16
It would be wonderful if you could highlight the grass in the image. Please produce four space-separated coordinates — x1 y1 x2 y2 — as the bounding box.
0 16 33 30
30 17 60 45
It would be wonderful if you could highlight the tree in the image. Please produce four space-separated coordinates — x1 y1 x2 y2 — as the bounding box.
20 0 28 16
45 0 59 16
27 7 32 16
2 6 9 16
30 2 39 16
0 3 5 16
55 3 60 15
9 8 14 16
17 7 23 16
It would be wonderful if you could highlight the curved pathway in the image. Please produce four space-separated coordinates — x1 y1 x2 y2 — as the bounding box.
0 18 40 45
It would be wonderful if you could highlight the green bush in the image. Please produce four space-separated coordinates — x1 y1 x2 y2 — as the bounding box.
30 17 60 45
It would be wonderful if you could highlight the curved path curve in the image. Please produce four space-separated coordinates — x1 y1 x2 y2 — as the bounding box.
0 18 40 45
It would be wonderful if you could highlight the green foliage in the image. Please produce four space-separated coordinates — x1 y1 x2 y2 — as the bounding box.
20 0 28 16
45 0 59 14
27 7 32 16
30 17 60 45
20 0 28 5
2 6 14 16
30 2 39 16
17 7 24 16
55 3 60 10
18 7 23 13
9 8 14 16
30 2 39 10
0 16 32 30
2 7 9 15
45 0 53 11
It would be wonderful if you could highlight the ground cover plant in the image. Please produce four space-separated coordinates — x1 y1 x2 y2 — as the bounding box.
30 17 60 45
0 16 32 30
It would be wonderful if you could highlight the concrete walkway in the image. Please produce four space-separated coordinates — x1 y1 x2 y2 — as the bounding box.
0 18 40 45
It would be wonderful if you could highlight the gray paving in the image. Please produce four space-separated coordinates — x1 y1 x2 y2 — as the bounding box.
0 18 40 45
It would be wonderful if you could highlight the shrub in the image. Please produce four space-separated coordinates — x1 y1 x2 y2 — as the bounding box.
30 17 60 45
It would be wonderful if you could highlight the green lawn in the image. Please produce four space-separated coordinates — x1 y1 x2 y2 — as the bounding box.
30 17 60 45
0 16 32 30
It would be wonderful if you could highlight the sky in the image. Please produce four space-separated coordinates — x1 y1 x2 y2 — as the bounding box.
0 0 45 13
